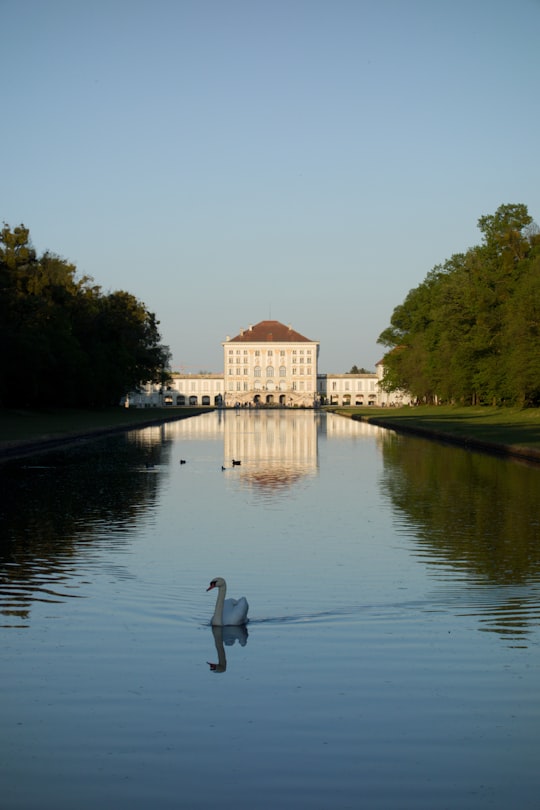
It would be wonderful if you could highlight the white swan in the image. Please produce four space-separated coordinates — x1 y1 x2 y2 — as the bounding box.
206 577 249 626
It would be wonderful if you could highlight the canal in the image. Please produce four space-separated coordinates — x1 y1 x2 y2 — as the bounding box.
1 410 539 809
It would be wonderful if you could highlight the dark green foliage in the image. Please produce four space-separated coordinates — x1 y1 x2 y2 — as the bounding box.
347 365 372 374
0 224 171 408
378 204 540 406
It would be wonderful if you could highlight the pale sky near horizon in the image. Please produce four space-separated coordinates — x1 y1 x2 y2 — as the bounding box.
3 0 539 373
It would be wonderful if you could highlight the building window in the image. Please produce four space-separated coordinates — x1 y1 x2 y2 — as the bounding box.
266 366 274 377
307 367 311 375
254 366 261 377
255 350 260 356
279 366 286 377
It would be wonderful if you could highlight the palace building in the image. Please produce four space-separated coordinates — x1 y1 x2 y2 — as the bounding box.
222 320 319 407
126 319 410 408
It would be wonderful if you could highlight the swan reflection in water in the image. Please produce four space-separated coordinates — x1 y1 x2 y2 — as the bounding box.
207 625 248 673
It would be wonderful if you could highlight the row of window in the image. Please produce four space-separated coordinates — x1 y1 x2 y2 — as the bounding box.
228 349 312 355
316 381 377 391
227 381 309 391
228 366 312 376
228 357 310 365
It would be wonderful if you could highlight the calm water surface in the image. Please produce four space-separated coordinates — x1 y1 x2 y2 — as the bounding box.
1 410 539 809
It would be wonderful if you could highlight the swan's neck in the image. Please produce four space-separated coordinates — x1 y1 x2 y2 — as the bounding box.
212 582 227 625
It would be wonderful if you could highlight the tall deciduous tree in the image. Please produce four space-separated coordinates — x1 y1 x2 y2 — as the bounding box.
377 204 539 406
0 224 171 408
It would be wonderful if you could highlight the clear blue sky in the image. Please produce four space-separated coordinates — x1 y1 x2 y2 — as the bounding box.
3 0 539 372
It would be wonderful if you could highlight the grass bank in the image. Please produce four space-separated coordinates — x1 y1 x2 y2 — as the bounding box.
0 407 210 459
326 405 540 463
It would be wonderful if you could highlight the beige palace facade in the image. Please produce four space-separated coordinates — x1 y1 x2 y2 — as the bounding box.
222 320 319 407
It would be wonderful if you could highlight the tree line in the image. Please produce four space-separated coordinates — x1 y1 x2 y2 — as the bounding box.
377 203 540 406
0 224 171 409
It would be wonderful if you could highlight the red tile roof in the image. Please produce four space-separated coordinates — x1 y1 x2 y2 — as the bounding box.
229 320 315 343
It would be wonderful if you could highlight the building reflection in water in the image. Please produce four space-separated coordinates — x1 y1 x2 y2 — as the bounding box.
162 409 384 496
224 410 319 494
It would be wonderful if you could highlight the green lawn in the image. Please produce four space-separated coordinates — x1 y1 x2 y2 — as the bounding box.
326 405 540 455
0 407 209 444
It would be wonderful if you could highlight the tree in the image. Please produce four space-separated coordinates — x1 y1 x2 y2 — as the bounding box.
501 252 540 405
0 223 36 270
377 204 539 406
477 203 532 264
347 365 372 374
0 223 171 408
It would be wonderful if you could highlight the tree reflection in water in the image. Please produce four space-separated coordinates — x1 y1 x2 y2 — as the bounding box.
0 428 172 625
379 431 540 642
